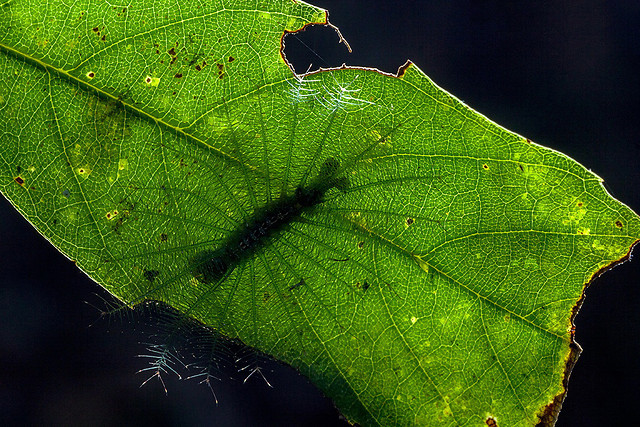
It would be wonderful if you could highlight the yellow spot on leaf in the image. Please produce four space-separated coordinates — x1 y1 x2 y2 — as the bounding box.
144 75 160 87
77 167 91 176
105 210 119 220
592 239 606 252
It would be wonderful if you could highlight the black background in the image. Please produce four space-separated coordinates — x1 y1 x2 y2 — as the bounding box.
2 1 639 426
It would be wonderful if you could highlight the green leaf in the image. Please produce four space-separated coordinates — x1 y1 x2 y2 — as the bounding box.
1 1 638 426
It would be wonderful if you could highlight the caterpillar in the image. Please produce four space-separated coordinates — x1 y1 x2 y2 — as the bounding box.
189 157 348 284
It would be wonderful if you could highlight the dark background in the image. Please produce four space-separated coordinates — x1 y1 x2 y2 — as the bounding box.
2 1 639 426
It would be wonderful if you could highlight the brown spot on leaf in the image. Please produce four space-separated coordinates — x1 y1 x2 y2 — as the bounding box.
168 47 176 56
92 27 99 32
174 73 182 78
357 241 364 249
396 61 411 77
615 220 623 228
101 35 106 41
486 418 498 427
228 56 235 62
483 163 489 170
406 217 414 226
216 63 223 71
195 64 201 71
87 71 95 78
14 176 24 185
518 164 524 171
160 233 168 242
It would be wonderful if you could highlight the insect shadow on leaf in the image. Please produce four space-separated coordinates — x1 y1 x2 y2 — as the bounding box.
100 56 448 400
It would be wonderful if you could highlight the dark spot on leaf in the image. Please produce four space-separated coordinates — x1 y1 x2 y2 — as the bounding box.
289 279 305 291
518 164 524 171
14 176 24 185
62 189 70 198
155 49 160 54
101 35 106 41
216 63 223 71
526 138 532 143
53 219 58 225
174 73 182 78
106 212 112 220
362 281 370 291
87 71 95 78
145 77 151 84
143 269 160 283
406 217 414 226
486 418 498 427
577 202 583 207
218 73 225 79
228 56 235 62
92 27 99 32
168 47 176 56
357 241 364 249
482 163 489 170
195 64 201 71
160 233 168 242
615 220 623 228
16 166 22 174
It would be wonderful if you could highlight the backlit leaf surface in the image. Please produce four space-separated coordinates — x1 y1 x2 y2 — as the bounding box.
1 1 638 425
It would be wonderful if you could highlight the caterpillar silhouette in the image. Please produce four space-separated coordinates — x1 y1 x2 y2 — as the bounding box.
189 157 348 284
